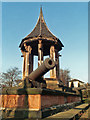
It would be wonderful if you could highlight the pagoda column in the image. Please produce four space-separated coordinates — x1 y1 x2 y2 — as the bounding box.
27 46 33 75
56 51 60 80
50 46 56 78
22 57 25 79
21 51 26 80
38 40 43 66
24 43 33 77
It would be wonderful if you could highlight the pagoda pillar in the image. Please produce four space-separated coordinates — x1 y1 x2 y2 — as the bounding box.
21 51 26 80
56 51 60 80
28 46 33 74
50 46 56 78
24 43 33 77
26 46 33 76
38 40 43 66
22 57 25 79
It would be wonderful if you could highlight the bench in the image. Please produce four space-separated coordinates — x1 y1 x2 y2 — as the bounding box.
45 103 89 120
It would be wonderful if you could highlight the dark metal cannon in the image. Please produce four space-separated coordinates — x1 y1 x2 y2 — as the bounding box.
23 58 56 88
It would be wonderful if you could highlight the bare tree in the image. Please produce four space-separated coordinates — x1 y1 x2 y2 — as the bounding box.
60 69 71 86
0 67 22 87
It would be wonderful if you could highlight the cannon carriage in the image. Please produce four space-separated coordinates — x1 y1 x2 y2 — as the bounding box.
22 58 56 88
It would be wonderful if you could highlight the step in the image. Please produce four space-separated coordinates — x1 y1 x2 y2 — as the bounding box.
45 103 89 120
80 107 90 119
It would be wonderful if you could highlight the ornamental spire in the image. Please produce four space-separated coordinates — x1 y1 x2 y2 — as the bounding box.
21 6 61 41
39 6 44 23
40 6 43 18
39 6 44 36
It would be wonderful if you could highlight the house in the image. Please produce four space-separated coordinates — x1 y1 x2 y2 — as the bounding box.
69 79 85 88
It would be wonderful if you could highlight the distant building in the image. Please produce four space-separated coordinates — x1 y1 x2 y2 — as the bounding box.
69 79 85 88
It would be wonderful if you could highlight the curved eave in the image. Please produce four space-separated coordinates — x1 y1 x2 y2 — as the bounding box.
19 36 64 48
19 36 64 55
19 37 56 48
23 15 41 40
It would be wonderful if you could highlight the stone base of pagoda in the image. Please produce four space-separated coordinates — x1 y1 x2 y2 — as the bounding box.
0 88 81 119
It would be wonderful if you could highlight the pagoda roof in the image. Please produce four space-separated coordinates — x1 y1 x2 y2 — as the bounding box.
23 7 59 40
19 7 64 55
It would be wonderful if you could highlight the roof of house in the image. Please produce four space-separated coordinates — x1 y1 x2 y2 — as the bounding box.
69 79 84 83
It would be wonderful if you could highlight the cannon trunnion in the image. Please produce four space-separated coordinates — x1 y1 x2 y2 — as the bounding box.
23 58 56 88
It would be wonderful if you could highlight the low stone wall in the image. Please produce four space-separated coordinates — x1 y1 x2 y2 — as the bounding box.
0 88 81 119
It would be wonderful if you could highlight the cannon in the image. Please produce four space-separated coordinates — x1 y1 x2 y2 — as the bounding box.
23 58 56 88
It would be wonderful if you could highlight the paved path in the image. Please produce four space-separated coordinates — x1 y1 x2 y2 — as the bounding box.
80 107 90 119
45 103 89 120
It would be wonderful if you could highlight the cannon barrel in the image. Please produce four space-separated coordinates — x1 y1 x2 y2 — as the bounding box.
28 58 56 81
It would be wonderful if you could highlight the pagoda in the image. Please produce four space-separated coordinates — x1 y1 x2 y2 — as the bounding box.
19 7 64 83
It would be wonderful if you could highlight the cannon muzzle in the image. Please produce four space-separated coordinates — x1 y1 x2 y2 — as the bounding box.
29 58 56 81
22 58 56 88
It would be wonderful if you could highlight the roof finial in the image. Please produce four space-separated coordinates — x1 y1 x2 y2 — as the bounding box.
40 5 43 17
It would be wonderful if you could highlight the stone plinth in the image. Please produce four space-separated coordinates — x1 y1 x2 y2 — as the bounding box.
0 88 81 119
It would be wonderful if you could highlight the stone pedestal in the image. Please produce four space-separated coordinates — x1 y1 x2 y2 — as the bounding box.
0 88 81 119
